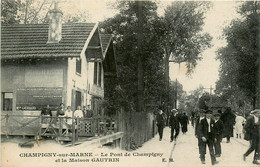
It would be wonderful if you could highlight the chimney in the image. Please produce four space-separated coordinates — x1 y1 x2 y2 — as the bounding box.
47 2 63 43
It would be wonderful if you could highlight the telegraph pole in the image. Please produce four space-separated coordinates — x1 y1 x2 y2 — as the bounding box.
175 78 178 109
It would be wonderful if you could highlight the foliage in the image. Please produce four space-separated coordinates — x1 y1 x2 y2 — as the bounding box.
162 1 213 74
101 1 166 113
1 0 22 24
216 1 260 109
183 85 205 112
197 92 211 110
168 80 184 108
1 0 90 24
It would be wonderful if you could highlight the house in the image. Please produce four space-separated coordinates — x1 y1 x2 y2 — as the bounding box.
1 7 117 116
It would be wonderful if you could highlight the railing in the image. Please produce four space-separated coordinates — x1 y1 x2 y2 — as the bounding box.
1 114 41 136
1 114 116 145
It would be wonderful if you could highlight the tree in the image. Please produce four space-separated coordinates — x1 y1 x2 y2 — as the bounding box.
198 92 211 110
159 1 212 113
216 1 260 109
1 0 91 24
1 0 22 24
162 1 212 74
169 80 184 109
101 1 166 113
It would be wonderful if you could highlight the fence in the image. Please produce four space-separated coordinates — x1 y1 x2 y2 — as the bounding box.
116 110 156 150
1 114 116 145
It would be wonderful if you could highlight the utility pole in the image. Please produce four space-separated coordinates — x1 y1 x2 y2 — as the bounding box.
175 78 178 109
210 85 213 108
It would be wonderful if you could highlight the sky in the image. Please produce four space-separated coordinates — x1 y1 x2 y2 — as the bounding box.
169 1 240 93
60 0 241 93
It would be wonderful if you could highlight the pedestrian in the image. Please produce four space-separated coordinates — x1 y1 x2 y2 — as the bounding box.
181 112 189 134
195 109 206 164
156 107 166 141
243 109 260 165
191 110 196 127
212 111 224 157
74 105 84 118
235 113 246 139
198 110 218 165
169 109 180 142
220 107 236 143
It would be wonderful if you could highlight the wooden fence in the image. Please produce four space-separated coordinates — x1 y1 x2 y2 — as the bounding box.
116 111 156 150
1 114 116 145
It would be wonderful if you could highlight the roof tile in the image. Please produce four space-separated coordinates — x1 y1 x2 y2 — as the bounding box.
1 23 96 59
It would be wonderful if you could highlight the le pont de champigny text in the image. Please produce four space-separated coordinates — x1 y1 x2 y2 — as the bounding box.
19 152 164 162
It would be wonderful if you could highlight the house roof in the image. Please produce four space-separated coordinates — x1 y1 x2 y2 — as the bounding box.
100 34 112 57
1 23 97 59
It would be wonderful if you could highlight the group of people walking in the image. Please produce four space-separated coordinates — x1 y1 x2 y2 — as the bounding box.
156 107 260 165
156 107 189 141
195 109 222 165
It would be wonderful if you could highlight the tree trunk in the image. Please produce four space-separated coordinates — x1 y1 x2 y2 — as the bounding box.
24 0 29 24
256 27 260 109
164 36 170 112
137 1 144 112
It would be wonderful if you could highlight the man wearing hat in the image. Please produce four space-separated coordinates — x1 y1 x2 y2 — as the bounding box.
195 109 206 164
198 110 218 165
169 109 180 142
213 111 224 157
243 109 260 165
156 106 166 141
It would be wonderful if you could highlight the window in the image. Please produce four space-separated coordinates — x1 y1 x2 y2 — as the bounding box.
98 62 102 86
2 92 13 111
76 58 81 74
75 91 81 109
94 62 97 84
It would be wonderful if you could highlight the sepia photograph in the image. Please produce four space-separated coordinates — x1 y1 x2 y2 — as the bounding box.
1 0 260 167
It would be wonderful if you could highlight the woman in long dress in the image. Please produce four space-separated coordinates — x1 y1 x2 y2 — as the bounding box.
235 113 246 139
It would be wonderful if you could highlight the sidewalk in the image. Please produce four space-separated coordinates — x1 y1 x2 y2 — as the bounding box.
1 124 256 167
132 124 256 167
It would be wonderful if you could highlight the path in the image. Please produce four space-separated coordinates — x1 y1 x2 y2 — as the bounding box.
134 124 256 167
2 124 257 167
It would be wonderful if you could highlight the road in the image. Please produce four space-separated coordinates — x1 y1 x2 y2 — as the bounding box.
2 124 257 167
133 124 257 167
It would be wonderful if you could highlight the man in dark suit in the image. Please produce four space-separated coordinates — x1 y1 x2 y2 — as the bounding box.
195 109 206 164
169 109 180 142
156 107 166 141
181 112 189 134
198 110 218 165
243 109 260 165
213 111 224 157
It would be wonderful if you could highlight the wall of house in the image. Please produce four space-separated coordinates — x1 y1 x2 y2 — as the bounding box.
67 54 88 110
66 27 105 111
66 58 104 111
1 59 67 113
